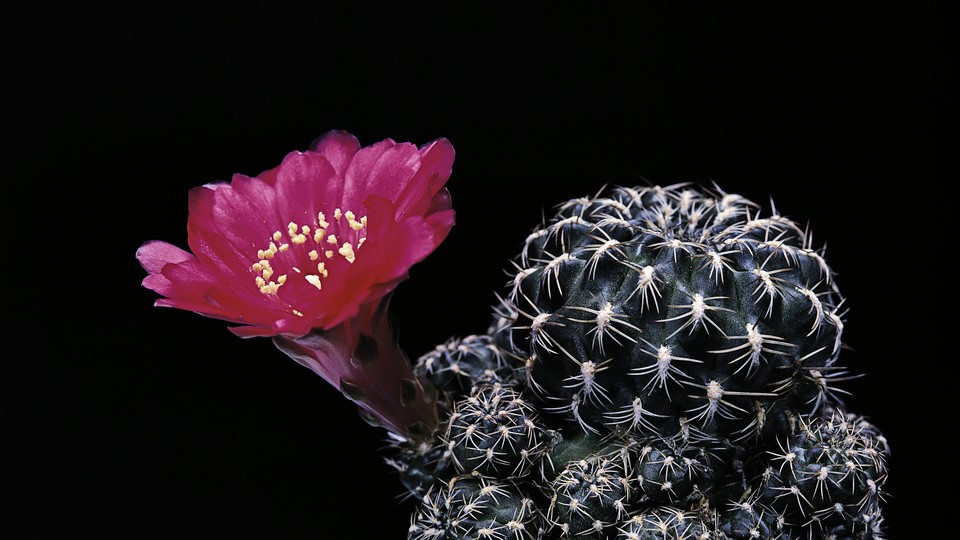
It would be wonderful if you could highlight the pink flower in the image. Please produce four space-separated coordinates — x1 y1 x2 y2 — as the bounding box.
137 130 455 338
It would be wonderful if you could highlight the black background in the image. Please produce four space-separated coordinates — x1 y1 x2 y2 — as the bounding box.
7 4 942 538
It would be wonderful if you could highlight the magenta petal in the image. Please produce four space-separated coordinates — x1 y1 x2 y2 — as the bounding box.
342 139 403 206
136 240 193 274
308 130 361 177
426 188 453 217
273 151 339 225
417 138 456 195
394 139 454 219
186 184 260 279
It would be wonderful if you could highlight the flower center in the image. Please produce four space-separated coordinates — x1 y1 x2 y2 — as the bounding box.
250 207 368 310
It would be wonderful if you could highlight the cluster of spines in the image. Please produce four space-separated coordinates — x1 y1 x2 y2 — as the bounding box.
632 437 718 508
403 405 887 538
414 334 518 397
386 437 453 502
548 453 634 538
407 475 547 540
755 411 888 537
445 383 550 479
390 337 531 499
615 507 709 540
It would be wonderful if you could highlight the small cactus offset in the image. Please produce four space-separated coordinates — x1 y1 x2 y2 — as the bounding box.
395 183 889 539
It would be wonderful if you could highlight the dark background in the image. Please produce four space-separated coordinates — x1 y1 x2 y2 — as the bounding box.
7 4 942 538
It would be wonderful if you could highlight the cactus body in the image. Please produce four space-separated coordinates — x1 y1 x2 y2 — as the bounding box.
756 411 888 538
407 476 547 540
445 383 549 479
549 453 634 538
396 184 889 539
493 184 844 440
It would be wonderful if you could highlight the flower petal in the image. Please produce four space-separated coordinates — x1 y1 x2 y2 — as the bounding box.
273 151 340 227
136 240 192 274
308 130 361 177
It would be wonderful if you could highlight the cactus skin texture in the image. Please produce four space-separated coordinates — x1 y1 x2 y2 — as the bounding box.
756 410 888 537
445 383 550 479
415 335 519 399
407 476 548 540
493 183 845 440
549 453 634 538
398 184 889 539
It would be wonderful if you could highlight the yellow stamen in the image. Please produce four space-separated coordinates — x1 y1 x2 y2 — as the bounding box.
260 282 280 294
305 274 322 291
251 209 370 303
339 242 356 263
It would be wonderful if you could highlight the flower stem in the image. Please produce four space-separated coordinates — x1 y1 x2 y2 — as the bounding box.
273 295 438 443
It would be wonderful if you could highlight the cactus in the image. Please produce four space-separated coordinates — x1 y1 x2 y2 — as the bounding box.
136 139 889 538
414 335 520 398
398 184 888 539
493 184 845 440
407 475 548 540
548 452 635 538
755 410 888 537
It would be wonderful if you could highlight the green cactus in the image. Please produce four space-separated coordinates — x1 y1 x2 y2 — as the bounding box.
632 437 719 508
414 335 520 399
444 383 550 479
756 410 888 538
548 452 635 538
615 507 709 540
492 184 845 441
400 184 888 539
407 475 548 540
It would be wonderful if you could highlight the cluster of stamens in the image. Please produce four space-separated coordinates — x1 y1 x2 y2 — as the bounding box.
250 207 368 311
